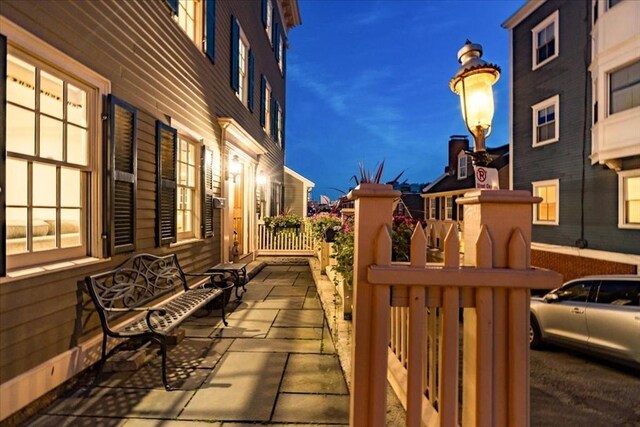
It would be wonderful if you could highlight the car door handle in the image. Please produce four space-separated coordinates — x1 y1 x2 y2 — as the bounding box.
571 307 584 314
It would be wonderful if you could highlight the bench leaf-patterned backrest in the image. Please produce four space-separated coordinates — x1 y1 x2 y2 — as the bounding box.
86 253 188 322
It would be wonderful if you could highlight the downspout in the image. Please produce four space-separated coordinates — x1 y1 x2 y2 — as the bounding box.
576 3 591 249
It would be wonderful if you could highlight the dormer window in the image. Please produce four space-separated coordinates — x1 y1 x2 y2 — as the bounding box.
458 151 470 180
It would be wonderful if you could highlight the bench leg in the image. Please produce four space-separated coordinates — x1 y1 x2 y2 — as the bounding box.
152 335 173 391
221 298 229 326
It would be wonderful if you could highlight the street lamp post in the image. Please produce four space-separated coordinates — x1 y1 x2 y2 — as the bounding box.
450 40 501 166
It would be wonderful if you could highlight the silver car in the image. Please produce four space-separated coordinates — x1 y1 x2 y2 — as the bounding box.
529 275 640 369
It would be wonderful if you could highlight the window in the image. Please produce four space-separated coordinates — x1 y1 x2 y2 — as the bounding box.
177 137 200 240
609 60 640 115
445 196 453 220
595 281 640 306
156 122 178 246
264 0 273 45
430 197 437 219
457 151 469 179
618 170 640 228
230 17 253 108
554 281 592 302
277 107 283 147
531 11 559 70
175 0 200 44
532 179 559 225
278 34 284 72
532 95 559 146
261 76 272 134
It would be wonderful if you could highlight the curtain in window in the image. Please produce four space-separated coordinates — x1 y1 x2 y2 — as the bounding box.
201 146 215 238
156 121 177 246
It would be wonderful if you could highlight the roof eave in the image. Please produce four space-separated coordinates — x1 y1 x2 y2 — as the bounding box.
502 0 546 30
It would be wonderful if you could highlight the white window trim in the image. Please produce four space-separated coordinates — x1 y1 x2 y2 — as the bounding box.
2 16 110 273
236 28 249 106
531 94 560 147
618 169 640 229
532 179 560 226
457 151 469 180
531 10 559 71
264 80 272 134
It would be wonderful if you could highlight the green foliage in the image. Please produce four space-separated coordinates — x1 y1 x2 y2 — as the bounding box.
308 212 342 241
330 214 422 290
263 213 303 231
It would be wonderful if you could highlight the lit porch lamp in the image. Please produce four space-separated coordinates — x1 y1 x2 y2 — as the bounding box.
449 40 501 166
228 155 241 182
256 170 267 186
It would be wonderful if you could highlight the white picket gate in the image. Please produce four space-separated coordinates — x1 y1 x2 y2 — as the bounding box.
257 222 315 255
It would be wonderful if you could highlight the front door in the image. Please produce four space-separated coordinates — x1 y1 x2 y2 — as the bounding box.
232 164 244 255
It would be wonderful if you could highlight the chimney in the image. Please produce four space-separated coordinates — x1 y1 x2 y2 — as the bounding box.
447 135 469 174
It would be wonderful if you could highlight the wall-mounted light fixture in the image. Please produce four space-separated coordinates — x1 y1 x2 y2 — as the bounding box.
450 40 501 166
256 170 267 186
228 155 241 182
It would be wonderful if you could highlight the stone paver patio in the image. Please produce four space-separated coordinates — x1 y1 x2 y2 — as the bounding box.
22 262 349 426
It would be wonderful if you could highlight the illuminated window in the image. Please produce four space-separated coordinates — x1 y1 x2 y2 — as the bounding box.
532 11 559 70
5 52 93 267
177 137 200 240
532 95 559 146
237 34 248 104
445 196 453 220
618 170 640 228
262 77 272 134
176 0 201 44
430 198 437 219
532 179 559 225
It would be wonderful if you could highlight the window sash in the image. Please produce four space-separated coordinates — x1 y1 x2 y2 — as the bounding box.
609 60 640 115
176 137 199 240
534 183 558 223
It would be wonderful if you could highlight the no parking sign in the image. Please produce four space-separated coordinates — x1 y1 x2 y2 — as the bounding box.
474 166 499 189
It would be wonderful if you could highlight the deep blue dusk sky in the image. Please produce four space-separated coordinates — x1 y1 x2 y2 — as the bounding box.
285 0 526 201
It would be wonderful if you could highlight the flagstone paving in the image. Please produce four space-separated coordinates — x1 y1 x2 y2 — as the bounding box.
22 262 349 426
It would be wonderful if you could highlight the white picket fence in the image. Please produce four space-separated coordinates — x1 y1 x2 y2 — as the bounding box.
257 222 315 255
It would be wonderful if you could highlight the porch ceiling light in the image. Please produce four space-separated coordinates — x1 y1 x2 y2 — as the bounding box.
450 40 501 166
228 155 241 182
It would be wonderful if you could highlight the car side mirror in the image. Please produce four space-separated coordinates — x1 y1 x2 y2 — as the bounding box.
543 293 559 303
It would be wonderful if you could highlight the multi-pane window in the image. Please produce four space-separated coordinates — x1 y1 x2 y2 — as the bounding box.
278 35 284 72
458 152 469 179
265 0 273 44
609 60 640 115
237 33 248 104
177 137 199 240
532 95 559 146
5 52 91 265
176 0 199 44
264 82 272 134
533 180 559 225
445 196 453 220
532 11 559 69
618 170 640 228
430 197 437 219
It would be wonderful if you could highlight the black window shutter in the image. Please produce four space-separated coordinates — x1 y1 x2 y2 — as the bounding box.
261 0 267 28
230 16 239 92
452 196 458 221
166 0 179 15
281 110 285 151
248 50 255 112
204 0 216 63
201 146 215 238
155 121 177 246
107 95 138 255
435 197 440 220
260 75 266 127
0 35 6 276
273 22 280 61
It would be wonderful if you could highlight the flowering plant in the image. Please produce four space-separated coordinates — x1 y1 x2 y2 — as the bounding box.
263 213 304 230
308 212 342 241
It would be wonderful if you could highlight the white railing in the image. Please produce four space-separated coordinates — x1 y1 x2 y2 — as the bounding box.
257 222 315 255
348 185 562 427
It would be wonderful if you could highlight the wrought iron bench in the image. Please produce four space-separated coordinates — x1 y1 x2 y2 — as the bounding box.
85 253 233 390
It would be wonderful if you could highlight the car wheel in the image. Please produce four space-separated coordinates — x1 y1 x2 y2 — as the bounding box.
529 315 543 350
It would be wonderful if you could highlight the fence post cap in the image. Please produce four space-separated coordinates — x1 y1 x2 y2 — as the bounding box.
348 183 400 201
